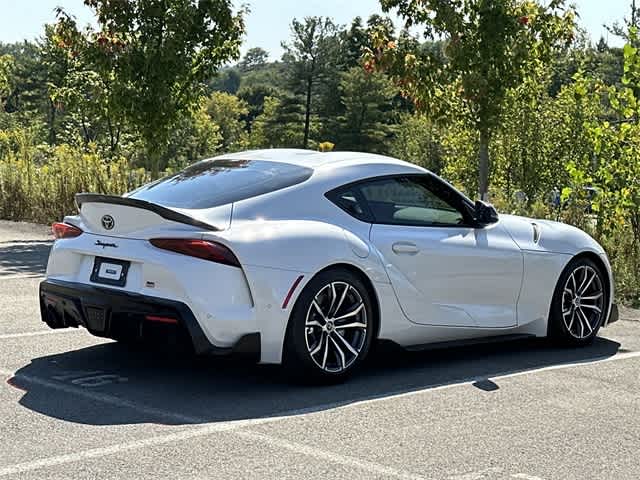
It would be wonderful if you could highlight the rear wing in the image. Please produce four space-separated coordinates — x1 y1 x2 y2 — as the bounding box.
75 194 220 231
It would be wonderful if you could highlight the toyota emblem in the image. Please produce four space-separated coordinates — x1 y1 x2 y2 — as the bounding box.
101 215 115 230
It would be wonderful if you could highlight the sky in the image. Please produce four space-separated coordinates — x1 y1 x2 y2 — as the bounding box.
0 0 633 60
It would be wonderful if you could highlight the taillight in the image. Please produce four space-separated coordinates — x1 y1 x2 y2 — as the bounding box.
52 222 83 239
149 239 240 267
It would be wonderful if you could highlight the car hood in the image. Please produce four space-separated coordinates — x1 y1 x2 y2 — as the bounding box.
498 214 605 255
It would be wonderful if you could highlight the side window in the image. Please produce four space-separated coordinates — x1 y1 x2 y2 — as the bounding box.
358 176 465 226
328 188 372 222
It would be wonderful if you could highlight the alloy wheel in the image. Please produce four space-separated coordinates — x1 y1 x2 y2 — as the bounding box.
561 265 605 339
304 281 368 373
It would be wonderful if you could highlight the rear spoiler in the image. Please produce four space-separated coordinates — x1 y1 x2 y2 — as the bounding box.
75 193 220 231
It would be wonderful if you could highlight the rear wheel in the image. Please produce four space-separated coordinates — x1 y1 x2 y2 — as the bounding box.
549 257 607 346
283 268 375 383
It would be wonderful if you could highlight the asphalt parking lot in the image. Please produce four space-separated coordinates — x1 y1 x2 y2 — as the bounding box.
0 220 639 480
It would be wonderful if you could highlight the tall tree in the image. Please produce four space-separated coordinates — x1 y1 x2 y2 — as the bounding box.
205 91 249 151
368 0 575 199
58 0 245 175
337 67 396 152
209 68 241 94
391 114 446 174
249 95 305 148
1 40 58 145
162 101 222 169
282 17 338 148
238 47 269 72
339 17 369 69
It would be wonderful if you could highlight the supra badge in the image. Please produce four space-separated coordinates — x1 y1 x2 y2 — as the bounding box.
95 240 118 249
101 215 115 230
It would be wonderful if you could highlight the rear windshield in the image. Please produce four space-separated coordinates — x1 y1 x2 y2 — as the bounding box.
127 158 313 209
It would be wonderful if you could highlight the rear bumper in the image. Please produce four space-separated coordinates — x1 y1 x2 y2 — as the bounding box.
39 279 260 359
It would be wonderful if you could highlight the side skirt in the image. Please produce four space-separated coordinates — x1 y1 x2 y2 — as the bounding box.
398 334 537 353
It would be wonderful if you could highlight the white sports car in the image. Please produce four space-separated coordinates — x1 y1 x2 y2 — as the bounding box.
40 149 618 382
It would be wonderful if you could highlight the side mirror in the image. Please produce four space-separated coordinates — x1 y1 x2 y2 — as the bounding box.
474 200 499 225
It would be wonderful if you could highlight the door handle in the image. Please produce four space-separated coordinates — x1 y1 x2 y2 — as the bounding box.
392 242 419 255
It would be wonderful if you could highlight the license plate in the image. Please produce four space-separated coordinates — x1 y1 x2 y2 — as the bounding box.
90 257 130 287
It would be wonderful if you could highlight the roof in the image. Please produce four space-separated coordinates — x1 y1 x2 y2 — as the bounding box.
215 148 417 171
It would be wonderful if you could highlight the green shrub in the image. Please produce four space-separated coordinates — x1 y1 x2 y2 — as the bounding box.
0 143 149 223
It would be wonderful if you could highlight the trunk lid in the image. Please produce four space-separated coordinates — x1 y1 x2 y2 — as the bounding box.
72 194 230 240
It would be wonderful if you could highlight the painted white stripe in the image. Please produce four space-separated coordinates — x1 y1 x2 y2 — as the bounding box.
270 350 640 416
0 329 82 340
0 423 425 479
447 467 503 479
0 423 240 477
236 430 426 480
0 369 426 479
4 350 638 421
1 350 638 477
482 350 640 382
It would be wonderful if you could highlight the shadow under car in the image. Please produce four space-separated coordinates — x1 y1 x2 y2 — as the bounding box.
7 335 622 426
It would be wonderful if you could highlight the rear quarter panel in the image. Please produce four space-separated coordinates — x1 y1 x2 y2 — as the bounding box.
202 220 393 363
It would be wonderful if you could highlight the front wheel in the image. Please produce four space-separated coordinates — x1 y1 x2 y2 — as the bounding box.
283 269 375 383
549 257 607 346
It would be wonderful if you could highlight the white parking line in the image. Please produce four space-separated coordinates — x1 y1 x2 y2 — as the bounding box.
1 351 639 477
235 430 426 480
0 329 82 340
0 420 426 479
448 470 546 480
0 423 242 478
0 368 426 479
447 467 503 479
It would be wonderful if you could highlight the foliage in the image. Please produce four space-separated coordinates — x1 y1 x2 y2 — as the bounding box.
209 68 241 94
0 140 148 223
248 95 305 148
318 141 335 152
0 3 639 303
56 0 245 174
42 20 125 151
391 114 446 174
205 91 249 151
238 48 270 72
161 101 222 170
282 17 339 148
561 29 640 304
235 60 285 125
368 0 576 198
0 54 14 104
337 67 396 152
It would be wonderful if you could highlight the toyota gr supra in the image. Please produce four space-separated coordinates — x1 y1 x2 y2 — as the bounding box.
40 149 619 381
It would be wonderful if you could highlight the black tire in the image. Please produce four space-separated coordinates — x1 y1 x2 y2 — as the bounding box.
283 268 376 383
548 257 607 346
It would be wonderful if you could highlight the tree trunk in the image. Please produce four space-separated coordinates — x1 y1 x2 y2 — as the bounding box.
151 160 159 179
47 99 56 146
478 128 490 200
303 76 312 149
148 147 160 180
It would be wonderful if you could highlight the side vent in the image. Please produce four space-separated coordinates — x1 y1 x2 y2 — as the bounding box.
531 223 541 244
